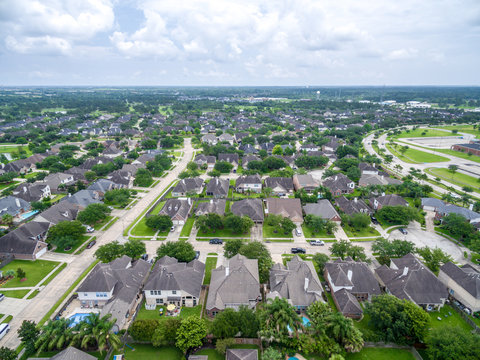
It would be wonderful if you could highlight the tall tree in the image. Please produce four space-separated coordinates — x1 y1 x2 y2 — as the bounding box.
175 317 207 354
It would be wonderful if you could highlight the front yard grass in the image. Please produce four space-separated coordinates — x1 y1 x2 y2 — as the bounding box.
0 259 60 288
55 235 91 254
343 226 380 238
149 201 166 215
203 257 218 285
2 289 30 298
180 217 195 237
93 215 113 230
301 224 336 238
263 224 293 238
428 304 472 332
131 218 157 237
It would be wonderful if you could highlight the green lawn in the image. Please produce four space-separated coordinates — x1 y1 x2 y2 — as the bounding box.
263 224 293 238
193 348 223 360
301 224 336 238
93 215 113 230
55 235 92 254
136 303 202 321
2 315 13 324
0 259 60 288
232 192 264 200
131 218 157 236
428 304 472 332
111 344 183 360
426 167 480 190
438 125 480 138
345 347 416 360
395 139 480 163
344 226 380 238
2 289 30 298
27 289 40 299
203 257 218 285
387 143 449 163
180 217 195 237
395 128 455 138
150 201 166 215
0 181 20 191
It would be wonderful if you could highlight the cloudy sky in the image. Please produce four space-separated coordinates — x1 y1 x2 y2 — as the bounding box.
1 0 479 86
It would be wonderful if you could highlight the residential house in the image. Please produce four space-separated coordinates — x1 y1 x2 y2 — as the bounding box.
300 144 319 152
12 183 51 203
218 133 234 145
195 199 226 216
439 262 480 312
268 256 324 311
324 258 381 318
260 142 275 154
108 170 134 189
234 132 250 144
375 253 447 310
265 198 303 224
369 194 408 210
322 174 355 196
293 174 318 193
171 178 204 197
79 156 113 170
201 134 218 145
0 196 30 220
35 201 79 225
358 162 379 175
0 221 50 260
206 254 261 317
322 138 341 153
239 144 257 154
144 256 205 309
157 198 193 225
77 255 150 329
242 155 261 168
65 166 90 183
205 178 229 198
235 175 262 194
42 173 75 193
1 158 34 174
264 177 294 196
421 198 480 224
63 189 101 210
421 198 446 212
359 173 402 187
194 154 216 170
303 199 341 222
231 199 264 223
87 179 117 198
335 196 372 216
218 153 239 171
37 346 97 360
226 349 258 360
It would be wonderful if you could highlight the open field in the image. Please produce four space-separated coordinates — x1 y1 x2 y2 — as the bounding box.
395 128 455 138
0 259 60 288
437 125 480 138
426 167 480 190
386 143 449 163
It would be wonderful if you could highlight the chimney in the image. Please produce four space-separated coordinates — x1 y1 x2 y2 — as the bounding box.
304 277 309 291
210 199 213 204
225 267 229 277
15 198 20 208
469 203 473 211
347 270 352 281
23 186 27 193
402 267 409 276
382 192 385 196
334 175 338 181
354 197 357 203
188 198 191 205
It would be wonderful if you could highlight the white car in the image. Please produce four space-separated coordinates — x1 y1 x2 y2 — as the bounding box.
310 240 325 246
295 228 302 236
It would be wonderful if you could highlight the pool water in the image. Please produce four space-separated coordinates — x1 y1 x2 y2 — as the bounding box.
68 313 92 327
289 358 299 360
19 210 38 220
288 316 311 332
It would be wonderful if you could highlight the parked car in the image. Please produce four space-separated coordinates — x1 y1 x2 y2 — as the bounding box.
399 228 408 235
291 247 306 254
63 246 72 252
85 225 94 233
310 240 325 246
0 324 10 340
295 228 302 236
170 226 175 232
0 294 4 302
141 254 149 261
86 240 96 249
370 216 379 225
209 238 223 245
194 251 200 260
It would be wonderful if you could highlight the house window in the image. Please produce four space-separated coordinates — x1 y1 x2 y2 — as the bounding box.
150 291 154 295
156 299 163 304
172 290 177 295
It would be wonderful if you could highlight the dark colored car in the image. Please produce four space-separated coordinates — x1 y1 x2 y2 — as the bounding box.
86 240 96 249
209 238 223 245
371 216 379 225
399 228 408 235
291 247 306 254
194 251 200 260
141 253 149 261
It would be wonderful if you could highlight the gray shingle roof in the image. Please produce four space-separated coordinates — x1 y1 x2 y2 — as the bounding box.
440 262 480 299
322 173 354 193
335 196 372 216
264 177 294 193
172 177 204 194
195 199 226 216
265 198 303 223
226 349 258 360
235 175 261 188
303 199 339 220
63 190 101 209
35 201 78 225
231 199 264 222
325 259 381 296
50 346 97 360
205 178 229 197
334 288 362 315
0 221 49 256
158 198 192 221
0 196 30 217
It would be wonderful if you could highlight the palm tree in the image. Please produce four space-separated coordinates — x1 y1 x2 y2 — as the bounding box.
35 318 75 355
441 192 455 204
75 313 121 354
461 193 472 207
259 297 302 344
326 312 363 353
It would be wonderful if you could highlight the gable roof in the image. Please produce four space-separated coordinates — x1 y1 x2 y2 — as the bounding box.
218 153 239 164
303 199 339 220
205 178 229 197
236 175 262 187
50 346 97 360
334 288 362 315
195 199 226 216
0 196 30 216
370 194 408 207
172 177 204 194
35 201 78 225
293 174 318 189
264 177 294 192
158 198 192 220
0 221 49 256
322 173 354 192
63 190 101 209
440 262 480 300
145 256 205 298
335 196 372 216
226 349 258 360
231 199 264 222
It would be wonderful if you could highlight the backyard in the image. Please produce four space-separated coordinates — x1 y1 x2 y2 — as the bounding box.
110 344 183 360
203 256 218 285
136 302 202 321
428 304 472 332
0 259 60 288
344 347 416 360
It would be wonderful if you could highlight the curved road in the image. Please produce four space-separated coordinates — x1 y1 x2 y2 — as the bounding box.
0 138 194 349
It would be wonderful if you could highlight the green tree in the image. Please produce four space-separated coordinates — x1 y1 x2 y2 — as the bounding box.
152 318 181 347
304 214 326 233
18 320 39 356
129 319 159 341
426 326 480 360
330 240 350 260
75 313 121 353
94 241 124 263
34 318 74 354
123 238 146 260
211 308 239 338
280 217 296 235
264 214 282 228
214 161 234 173
134 168 153 187
312 253 330 273
376 205 420 225
156 240 196 262
416 247 453 274
448 164 458 179
236 305 260 338
224 214 254 234
196 213 223 233
346 245 367 262
85 170 97 182
224 239 244 258
145 215 173 231
0 347 16 360
262 347 283 360
272 145 283 155
259 297 301 344
215 338 236 355
77 203 111 225
1 214 13 226
239 241 273 283
17 267 26 279
47 220 86 246
175 316 207 353
349 213 371 230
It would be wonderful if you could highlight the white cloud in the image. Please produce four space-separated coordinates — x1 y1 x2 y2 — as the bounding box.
0 0 114 55
384 48 419 61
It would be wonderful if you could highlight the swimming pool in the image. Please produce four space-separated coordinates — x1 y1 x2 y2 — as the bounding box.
288 316 311 332
68 313 92 327
19 210 38 220
288 358 299 360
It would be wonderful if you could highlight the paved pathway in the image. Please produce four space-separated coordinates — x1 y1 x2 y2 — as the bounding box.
0 139 194 349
